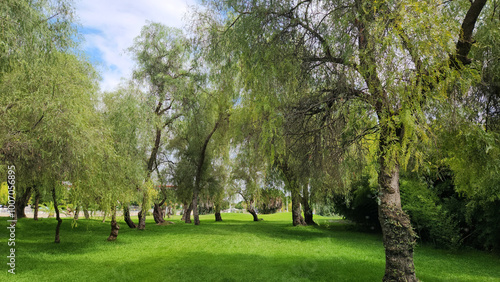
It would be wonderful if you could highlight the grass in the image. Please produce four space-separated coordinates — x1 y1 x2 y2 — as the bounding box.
0 212 499 281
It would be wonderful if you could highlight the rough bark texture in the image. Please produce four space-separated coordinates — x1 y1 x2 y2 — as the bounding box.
291 187 306 226
15 186 32 219
52 187 62 244
33 188 40 221
302 186 315 225
214 203 222 222
378 163 417 282
123 206 136 228
184 203 192 224
153 201 166 224
107 209 120 241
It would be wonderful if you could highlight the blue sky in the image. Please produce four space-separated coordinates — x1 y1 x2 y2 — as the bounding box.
74 0 196 92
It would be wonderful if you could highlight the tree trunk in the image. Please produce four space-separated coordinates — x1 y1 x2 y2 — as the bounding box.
74 205 80 220
15 186 33 219
102 211 107 223
33 188 40 221
52 187 62 244
192 190 200 225
137 194 148 230
214 203 222 221
153 201 166 224
123 206 137 228
83 207 90 220
291 187 306 226
247 207 259 221
302 185 315 225
184 203 192 223
378 162 417 281
107 207 120 241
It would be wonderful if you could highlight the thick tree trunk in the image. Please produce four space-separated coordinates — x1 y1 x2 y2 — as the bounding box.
107 207 120 241
302 186 315 225
214 203 222 222
33 188 40 221
378 163 417 281
153 201 166 224
15 186 33 219
74 205 80 220
184 203 192 223
291 187 306 226
123 206 137 228
52 187 62 244
192 190 200 225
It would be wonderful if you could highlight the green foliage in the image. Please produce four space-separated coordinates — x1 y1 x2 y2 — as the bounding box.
400 178 460 248
257 188 284 214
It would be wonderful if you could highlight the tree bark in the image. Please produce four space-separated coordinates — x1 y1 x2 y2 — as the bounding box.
52 187 62 244
15 186 33 219
378 162 417 281
184 202 192 223
33 188 40 221
153 200 166 224
137 192 149 230
123 206 137 228
291 187 306 226
192 190 200 225
302 185 315 225
214 203 222 221
83 207 90 220
107 207 120 241
74 205 80 220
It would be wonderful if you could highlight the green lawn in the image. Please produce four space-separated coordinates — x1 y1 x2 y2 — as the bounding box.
1 213 499 281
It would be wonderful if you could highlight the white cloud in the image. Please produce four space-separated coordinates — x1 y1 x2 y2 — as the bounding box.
75 0 196 92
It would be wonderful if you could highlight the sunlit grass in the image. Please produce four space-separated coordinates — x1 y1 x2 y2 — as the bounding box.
0 213 499 281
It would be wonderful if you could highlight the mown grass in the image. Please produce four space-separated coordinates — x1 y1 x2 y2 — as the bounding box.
0 212 499 281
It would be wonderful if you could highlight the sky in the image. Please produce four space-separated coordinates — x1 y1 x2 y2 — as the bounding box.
75 0 197 92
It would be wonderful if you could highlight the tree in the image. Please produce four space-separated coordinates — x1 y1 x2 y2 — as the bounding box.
127 22 191 230
200 0 487 280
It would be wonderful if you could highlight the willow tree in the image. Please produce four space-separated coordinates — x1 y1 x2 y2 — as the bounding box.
202 0 487 280
128 22 192 230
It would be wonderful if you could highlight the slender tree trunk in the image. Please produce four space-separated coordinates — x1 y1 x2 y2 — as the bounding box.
123 206 137 228
74 205 80 220
83 207 90 220
33 188 40 221
102 211 107 223
52 187 62 244
107 207 120 241
291 187 306 226
167 205 172 218
214 203 222 222
137 194 148 230
15 186 33 219
192 190 200 225
302 186 315 225
184 203 192 223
